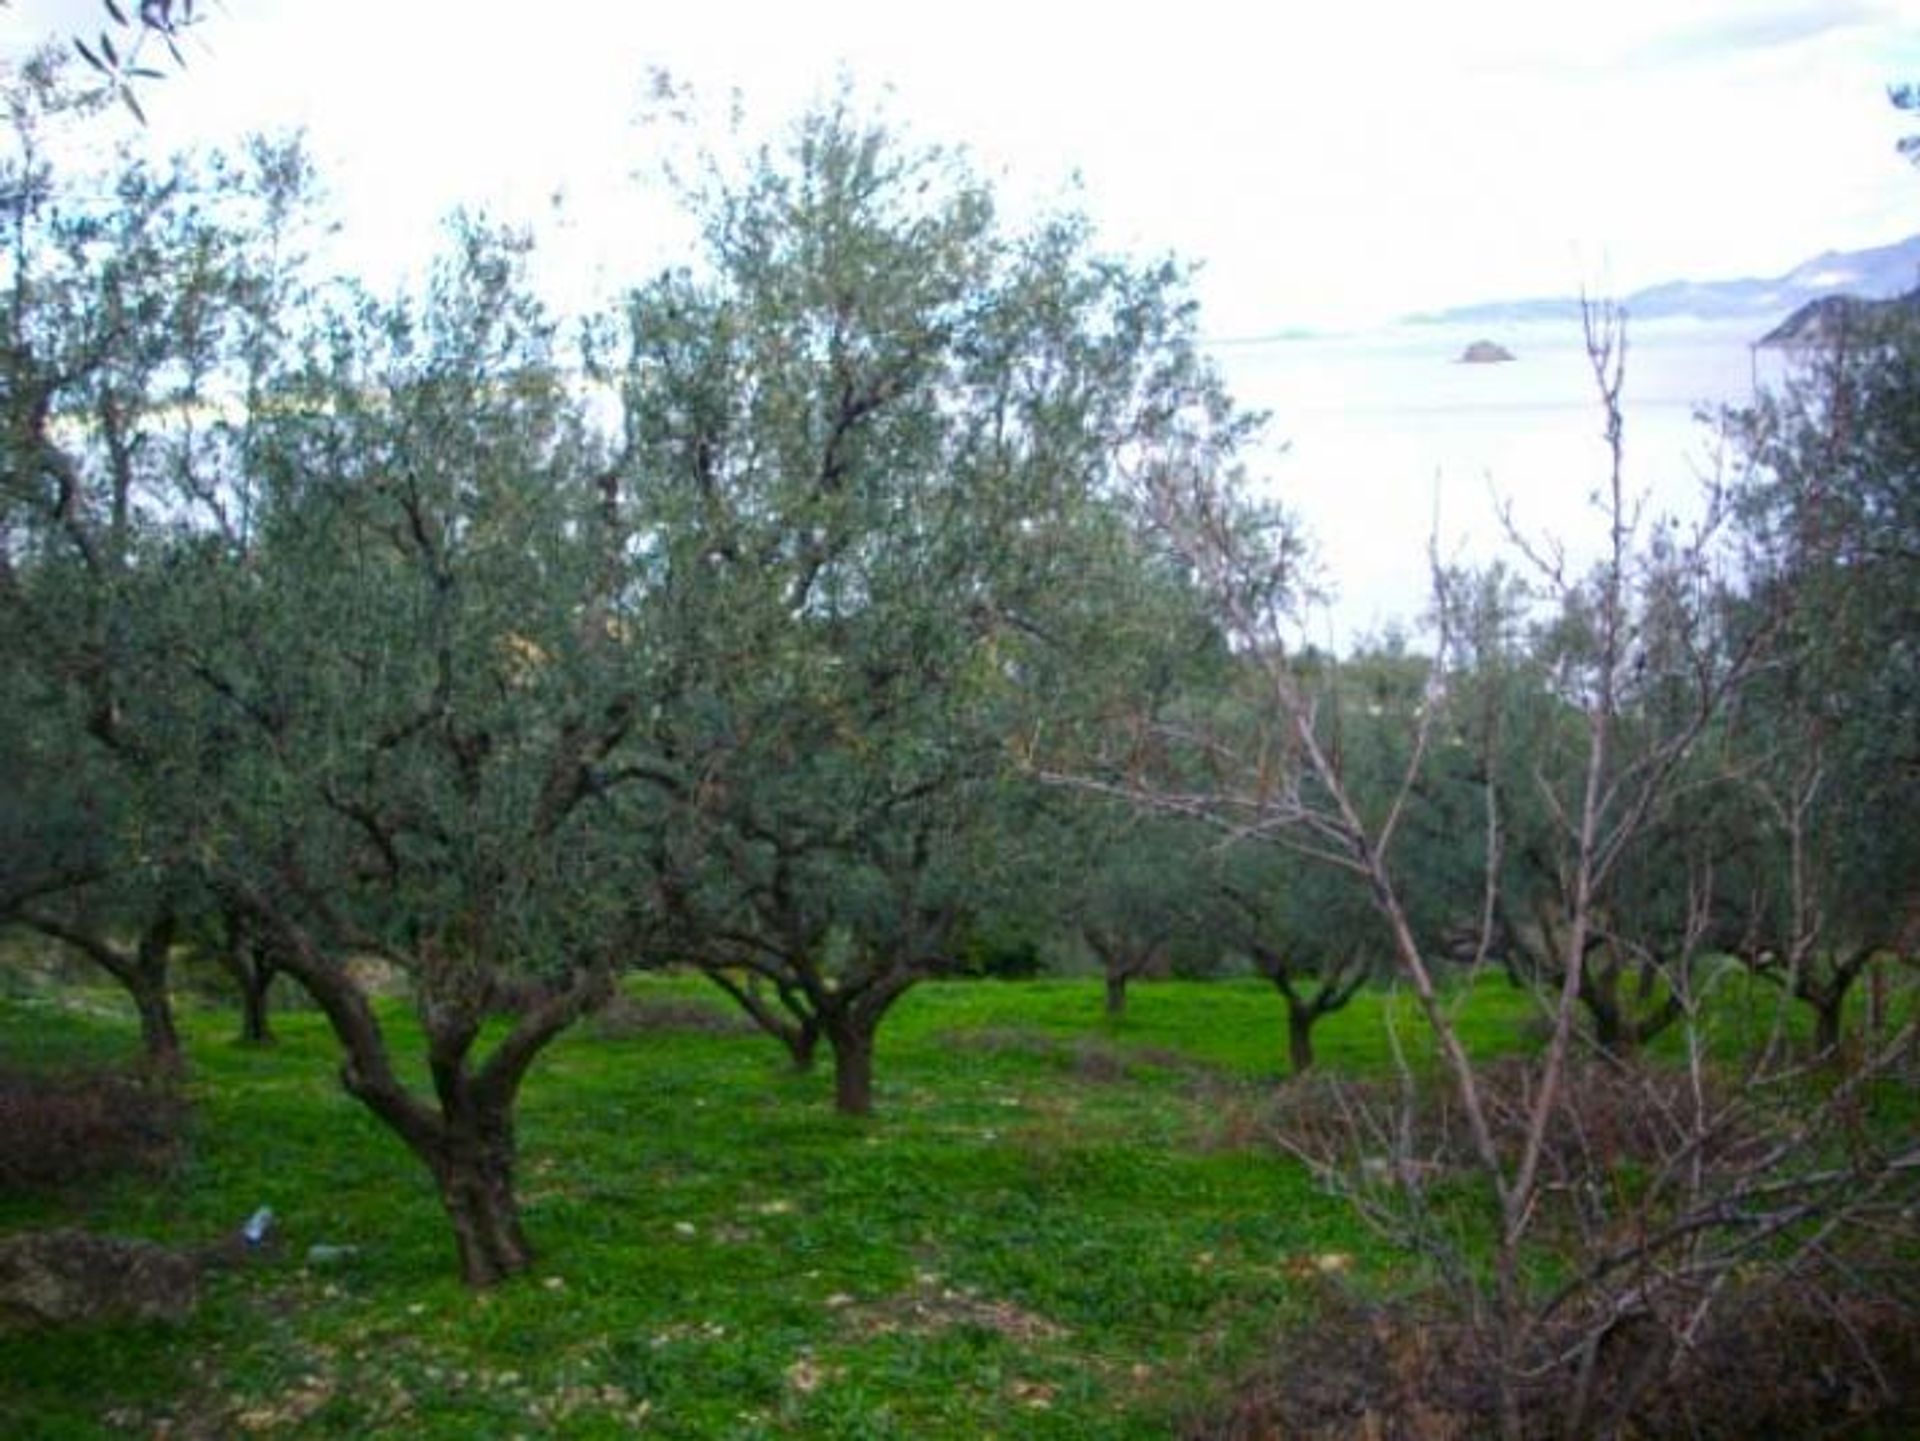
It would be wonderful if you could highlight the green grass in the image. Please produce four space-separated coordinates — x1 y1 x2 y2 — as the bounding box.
0 970 1911 1437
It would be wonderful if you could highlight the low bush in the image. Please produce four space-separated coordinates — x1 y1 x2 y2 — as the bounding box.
1192 1261 1920 1439
944 1024 1198 1082
1214 1046 1920 1438
1267 1055 1762 1212
586 990 758 1039
0 1069 188 1192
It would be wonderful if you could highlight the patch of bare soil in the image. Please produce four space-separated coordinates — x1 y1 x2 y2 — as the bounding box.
833 1272 1070 1345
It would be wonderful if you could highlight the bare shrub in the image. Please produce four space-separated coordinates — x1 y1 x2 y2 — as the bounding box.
587 991 757 1039
943 1026 1197 1083
1188 1257 1920 1439
1046 292 1920 1435
0 1069 187 1191
1625 1269 1920 1438
1273 1056 1758 1196
1251 1034 1920 1437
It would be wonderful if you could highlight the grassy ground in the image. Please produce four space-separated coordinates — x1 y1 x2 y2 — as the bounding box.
0 970 1903 1437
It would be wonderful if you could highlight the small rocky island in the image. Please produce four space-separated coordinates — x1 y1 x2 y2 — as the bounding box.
1458 339 1516 364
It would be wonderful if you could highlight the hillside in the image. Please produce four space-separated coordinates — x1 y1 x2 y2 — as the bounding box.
1407 233 1920 327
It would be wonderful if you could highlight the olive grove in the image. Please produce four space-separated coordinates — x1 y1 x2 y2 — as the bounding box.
1 63 1914 1441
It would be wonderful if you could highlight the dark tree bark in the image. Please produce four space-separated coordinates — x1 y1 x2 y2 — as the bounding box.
1800 947 1874 1061
129 971 183 1072
815 968 919 1118
825 1017 876 1117
1248 942 1367 1076
1287 998 1317 1074
1744 945 1871 1064
1083 927 1166 1021
787 1018 821 1071
130 912 182 1072
234 957 277 1046
214 910 279 1045
703 967 821 1070
1813 997 1844 1058
1580 953 1682 1059
689 856 938 1114
1584 989 1675 1058
426 1102 532 1286
19 906 182 1073
357 977 604 1286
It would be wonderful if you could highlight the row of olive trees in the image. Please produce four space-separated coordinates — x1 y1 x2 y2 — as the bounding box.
1072 289 1920 1434
7 49 1914 1314
0 65 1239 1283
1051 298 1920 1076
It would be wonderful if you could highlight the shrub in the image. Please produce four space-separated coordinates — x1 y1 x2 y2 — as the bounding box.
0 1069 188 1192
587 992 757 1039
1214 1049 1920 1438
1190 1262 1920 1439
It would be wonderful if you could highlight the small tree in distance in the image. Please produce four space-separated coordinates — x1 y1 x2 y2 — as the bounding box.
1212 847 1376 1074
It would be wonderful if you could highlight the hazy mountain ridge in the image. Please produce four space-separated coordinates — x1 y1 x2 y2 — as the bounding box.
1407 234 1920 327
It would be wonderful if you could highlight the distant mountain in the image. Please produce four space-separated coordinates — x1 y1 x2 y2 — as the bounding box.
1405 235 1920 327
1756 290 1920 348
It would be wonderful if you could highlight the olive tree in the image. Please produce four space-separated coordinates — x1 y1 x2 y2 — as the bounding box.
0 65 297 1069
1 55 683 1279
1064 807 1217 1018
189 221 675 1285
618 102 1218 1114
1721 307 1920 1054
1210 845 1379 1074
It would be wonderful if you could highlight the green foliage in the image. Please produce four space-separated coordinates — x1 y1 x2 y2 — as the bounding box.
66 1 198 124
1714 303 1920 1037
614 101 1236 1100
1893 81 1920 167
205 216 657 977
0 72 310 1059
1727 315 1920 934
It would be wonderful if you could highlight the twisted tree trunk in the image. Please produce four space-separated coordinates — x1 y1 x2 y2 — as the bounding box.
1286 999 1317 1074
428 1104 532 1287
822 1012 877 1117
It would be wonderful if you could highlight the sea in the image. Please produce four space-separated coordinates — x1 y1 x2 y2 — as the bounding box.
1205 315 1784 650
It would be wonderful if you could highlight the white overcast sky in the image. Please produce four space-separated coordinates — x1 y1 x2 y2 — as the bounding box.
6 0 1920 332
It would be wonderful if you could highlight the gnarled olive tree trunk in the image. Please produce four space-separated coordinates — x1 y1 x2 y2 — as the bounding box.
19 907 183 1074
225 885 611 1286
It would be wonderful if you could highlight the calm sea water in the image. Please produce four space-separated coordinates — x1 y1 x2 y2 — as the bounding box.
1207 316 1775 647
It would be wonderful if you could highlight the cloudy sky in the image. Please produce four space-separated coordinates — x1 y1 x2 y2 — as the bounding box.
6 0 1920 332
